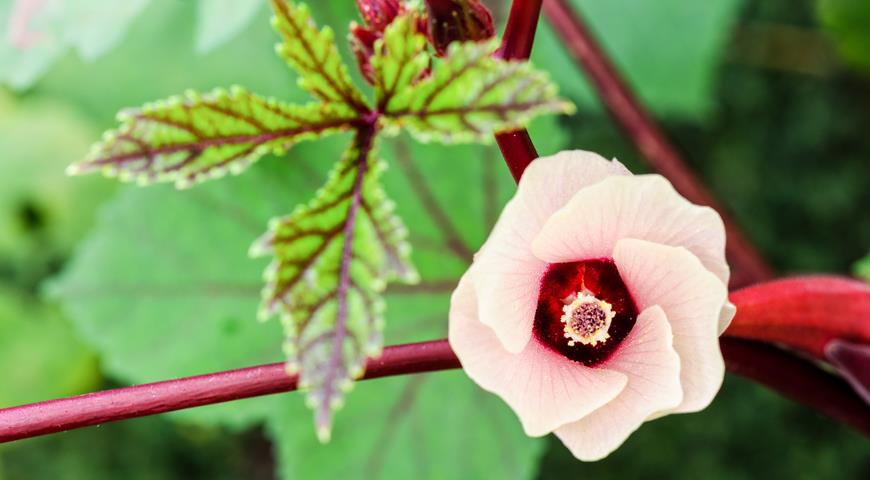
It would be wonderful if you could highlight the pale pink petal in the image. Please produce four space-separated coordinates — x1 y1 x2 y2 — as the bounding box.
554 305 682 461
471 199 547 354
450 270 628 436
613 238 728 414
473 150 630 353
510 150 631 228
531 174 729 285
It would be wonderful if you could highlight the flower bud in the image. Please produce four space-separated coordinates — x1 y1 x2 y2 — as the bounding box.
424 0 495 56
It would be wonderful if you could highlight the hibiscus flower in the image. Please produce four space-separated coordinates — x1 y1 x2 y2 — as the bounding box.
449 150 735 460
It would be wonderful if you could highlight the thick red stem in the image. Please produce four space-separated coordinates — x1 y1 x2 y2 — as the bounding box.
541 0 772 289
496 0 542 60
0 340 459 443
495 130 538 182
494 0 543 182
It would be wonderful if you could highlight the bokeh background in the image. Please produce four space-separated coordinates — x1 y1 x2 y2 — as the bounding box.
1 0 869 478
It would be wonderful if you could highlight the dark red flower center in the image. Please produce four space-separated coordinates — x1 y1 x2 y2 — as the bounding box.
533 259 638 366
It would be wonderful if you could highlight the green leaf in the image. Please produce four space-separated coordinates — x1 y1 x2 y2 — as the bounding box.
817 0 870 74
195 0 265 53
532 0 742 119
383 39 574 143
251 130 418 441
270 0 368 111
370 12 430 111
67 87 359 188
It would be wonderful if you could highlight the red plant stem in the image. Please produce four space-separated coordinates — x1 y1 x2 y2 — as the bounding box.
0 340 459 443
494 0 544 182
2 327 867 443
541 0 772 289
497 0 543 60
495 130 539 182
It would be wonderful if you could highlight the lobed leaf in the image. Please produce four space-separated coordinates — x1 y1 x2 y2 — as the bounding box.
370 12 430 112
382 39 575 143
271 0 369 111
251 130 418 440
67 87 359 189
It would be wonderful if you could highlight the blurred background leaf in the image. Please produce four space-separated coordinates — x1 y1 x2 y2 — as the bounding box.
0 92 115 284
0 1 150 90
195 0 264 53
532 0 743 120
0 287 97 408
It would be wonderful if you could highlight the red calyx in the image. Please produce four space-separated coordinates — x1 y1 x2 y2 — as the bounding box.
726 276 870 360
534 259 638 367
726 275 870 404
424 0 495 56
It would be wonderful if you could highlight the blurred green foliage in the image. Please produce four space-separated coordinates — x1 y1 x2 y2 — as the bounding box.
0 90 107 425
0 93 114 284
0 1 149 89
856 252 870 281
1 0 869 479
3 420 274 480
0 287 97 408
817 0 870 74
